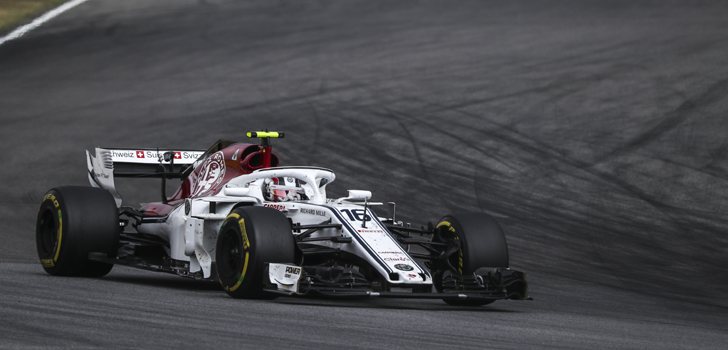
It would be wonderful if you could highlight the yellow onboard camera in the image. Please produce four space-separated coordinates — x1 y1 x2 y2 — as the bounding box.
246 131 284 139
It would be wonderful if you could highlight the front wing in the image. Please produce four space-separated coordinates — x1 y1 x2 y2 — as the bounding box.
264 263 529 301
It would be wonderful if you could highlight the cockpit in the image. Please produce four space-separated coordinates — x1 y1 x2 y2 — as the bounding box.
262 177 310 202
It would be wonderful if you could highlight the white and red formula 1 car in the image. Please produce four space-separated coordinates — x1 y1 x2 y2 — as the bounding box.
36 131 528 306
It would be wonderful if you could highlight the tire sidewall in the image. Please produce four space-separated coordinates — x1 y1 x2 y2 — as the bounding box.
216 210 255 296
36 190 71 274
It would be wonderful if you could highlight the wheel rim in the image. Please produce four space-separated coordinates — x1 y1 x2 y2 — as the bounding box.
37 209 57 258
218 228 243 284
434 226 463 274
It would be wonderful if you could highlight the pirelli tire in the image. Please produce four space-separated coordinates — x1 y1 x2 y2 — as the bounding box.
215 206 296 299
432 212 509 306
35 186 120 277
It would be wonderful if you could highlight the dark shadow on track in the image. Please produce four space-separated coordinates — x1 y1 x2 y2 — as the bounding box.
103 274 221 291
273 297 522 312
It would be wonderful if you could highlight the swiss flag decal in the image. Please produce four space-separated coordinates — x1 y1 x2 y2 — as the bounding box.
174 151 182 159
136 150 145 158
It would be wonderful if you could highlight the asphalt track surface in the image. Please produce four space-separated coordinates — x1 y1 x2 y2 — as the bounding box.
1 0 727 348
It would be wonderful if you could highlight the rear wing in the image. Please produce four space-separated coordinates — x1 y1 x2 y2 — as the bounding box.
86 148 205 206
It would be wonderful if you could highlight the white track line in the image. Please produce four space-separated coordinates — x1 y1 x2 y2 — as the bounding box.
0 0 91 46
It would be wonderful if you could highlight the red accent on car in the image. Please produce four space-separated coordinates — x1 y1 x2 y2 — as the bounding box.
140 142 280 217
142 201 183 217
262 145 272 168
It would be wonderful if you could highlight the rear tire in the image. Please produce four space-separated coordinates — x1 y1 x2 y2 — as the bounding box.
35 186 119 277
432 212 509 306
215 206 296 298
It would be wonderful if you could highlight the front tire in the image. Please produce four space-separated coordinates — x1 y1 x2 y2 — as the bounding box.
215 206 296 298
35 186 119 277
432 212 509 306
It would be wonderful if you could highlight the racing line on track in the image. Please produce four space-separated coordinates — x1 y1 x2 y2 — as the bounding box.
0 0 91 46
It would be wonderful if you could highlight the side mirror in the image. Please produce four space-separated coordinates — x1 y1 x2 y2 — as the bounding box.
163 151 174 162
336 190 372 203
